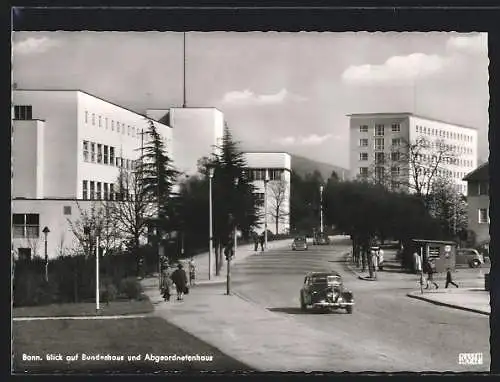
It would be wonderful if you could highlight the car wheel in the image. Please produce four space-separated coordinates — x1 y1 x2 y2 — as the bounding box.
346 306 353 314
471 259 481 268
300 294 307 311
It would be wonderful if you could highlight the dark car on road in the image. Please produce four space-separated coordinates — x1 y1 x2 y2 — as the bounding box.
456 248 484 268
300 271 354 313
292 236 308 251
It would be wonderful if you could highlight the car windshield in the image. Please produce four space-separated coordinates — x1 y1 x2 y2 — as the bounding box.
312 275 341 284
295 237 305 242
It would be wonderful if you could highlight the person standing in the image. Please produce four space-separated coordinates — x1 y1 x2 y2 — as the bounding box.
259 233 265 252
161 266 172 302
188 258 196 286
445 268 459 288
253 232 259 252
171 263 188 301
424 260 439 289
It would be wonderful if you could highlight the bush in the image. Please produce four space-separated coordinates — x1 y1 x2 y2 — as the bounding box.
118 277 143 300
100 280 118 303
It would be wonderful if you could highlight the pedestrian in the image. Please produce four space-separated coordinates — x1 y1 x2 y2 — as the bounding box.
424 260 439 289
171 263 188 301
413 251 422 274
161 266 171 302
188 258 196 286
445 268 459 288
253 232 259 252
259 233 265 252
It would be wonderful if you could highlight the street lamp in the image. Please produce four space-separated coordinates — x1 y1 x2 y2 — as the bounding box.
208 166 215 280
264 169 269 250
42 226 50 282
320 185 324 234
96 233 101 312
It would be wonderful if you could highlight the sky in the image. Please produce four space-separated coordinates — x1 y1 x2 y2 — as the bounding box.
12 31 489 169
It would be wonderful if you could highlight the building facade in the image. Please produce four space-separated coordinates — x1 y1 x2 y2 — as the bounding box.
348 113 478 195
463 162 489 245
243 152 292 235
12 89 173 259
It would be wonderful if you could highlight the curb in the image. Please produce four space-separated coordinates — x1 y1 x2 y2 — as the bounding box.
344 253 377 281
406 293 489 316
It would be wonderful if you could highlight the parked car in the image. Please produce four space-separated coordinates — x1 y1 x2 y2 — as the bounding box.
456 248 484 268
313 233 331 245
299 271 354 313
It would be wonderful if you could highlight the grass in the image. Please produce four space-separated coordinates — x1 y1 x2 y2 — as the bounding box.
13 316 251 373
13 299 154 318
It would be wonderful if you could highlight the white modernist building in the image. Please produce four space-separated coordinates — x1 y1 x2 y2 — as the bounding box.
146 107 224 176
12 89 173 259
348 112 478 195
243 152 291 235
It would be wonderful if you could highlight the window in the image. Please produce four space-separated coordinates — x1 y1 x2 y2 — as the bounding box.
117 122 121 133
105 117 108 129
359 167 368 177
391 166 400 176
90 181 95 200
85 111 88 124
359 152 368 161
111 120 115 131
110 147 115 166
392 138 401 147
103 145 109 165
90 142 96 162
375 124 385 136
478 208 489 224
63 206 72 215
14 105 33 120
391 123 400 132
116 157 121 167
96 182 102 200
374 152 385 164
269 169 284 180
359 139 368 147
122 124 125 135
109 184 114 200
390 152 400 162
374 138 384 150
478 182 489 195
98 116 102 127
97 144 103 164
92 113 95 125
104 183 109 200
255 192 265 204
359 125 368 132
128 125 131 135
374 167 385 182
83 180 88 200
83 141 89 162
12 213 40 239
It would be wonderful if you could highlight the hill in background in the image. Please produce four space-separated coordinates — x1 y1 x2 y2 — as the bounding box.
290 154 349 181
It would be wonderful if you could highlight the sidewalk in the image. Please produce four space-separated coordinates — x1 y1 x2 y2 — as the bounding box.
344 251 403 281
407 288 490 316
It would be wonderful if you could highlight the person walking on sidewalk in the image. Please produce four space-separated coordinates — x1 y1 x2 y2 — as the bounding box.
188 258 196 286
253 232 259 252
445 268 459 288
161 265 172 302
259 233 265 252
171 263 188 301
424 260 439 289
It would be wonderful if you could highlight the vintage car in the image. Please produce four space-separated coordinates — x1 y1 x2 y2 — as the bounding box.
292 236 308 251
313 233 331 245
300 271 354 313
456 248 484 268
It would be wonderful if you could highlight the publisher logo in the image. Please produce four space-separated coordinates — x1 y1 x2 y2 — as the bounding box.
458 352 483 365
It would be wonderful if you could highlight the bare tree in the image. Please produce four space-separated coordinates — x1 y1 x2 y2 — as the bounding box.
268 179 289 234
67 200 122 257
24 231 41 259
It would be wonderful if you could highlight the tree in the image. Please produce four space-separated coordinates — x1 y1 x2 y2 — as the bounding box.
209 124 260 275
268 179 289 234
289 170 324 235
109 166 157 273
136 119 179 259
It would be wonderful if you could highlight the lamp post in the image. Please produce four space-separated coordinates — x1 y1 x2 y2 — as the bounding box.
42 226 50 282
208 167 214 280
96 234 100 312
264 169 269 250
320 185 324 234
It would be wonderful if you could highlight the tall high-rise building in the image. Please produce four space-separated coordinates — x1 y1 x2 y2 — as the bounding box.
348 112 478 195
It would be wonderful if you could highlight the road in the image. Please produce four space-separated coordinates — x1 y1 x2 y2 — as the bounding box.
229 237 490 372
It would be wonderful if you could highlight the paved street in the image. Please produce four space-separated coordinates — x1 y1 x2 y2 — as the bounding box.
230 237 490 372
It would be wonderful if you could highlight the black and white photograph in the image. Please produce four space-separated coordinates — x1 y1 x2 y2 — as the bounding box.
11 20 492 374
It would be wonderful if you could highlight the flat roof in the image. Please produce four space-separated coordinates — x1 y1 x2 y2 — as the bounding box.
14 89 172 128
463 161 489 181
347 112 477 131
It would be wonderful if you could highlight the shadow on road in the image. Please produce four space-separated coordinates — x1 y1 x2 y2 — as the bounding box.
267 307 346 315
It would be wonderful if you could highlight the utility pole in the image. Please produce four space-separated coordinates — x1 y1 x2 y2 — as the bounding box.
320 185 324 234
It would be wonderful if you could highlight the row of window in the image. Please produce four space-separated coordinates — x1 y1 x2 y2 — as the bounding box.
415 124 473 142
82 180 133 201
82 140 137 170
358 166 468 182
359 123 401 134
247 169 286 181
413 153 473 168
478 208 490 224
14 105 33 120
84 110 142 140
